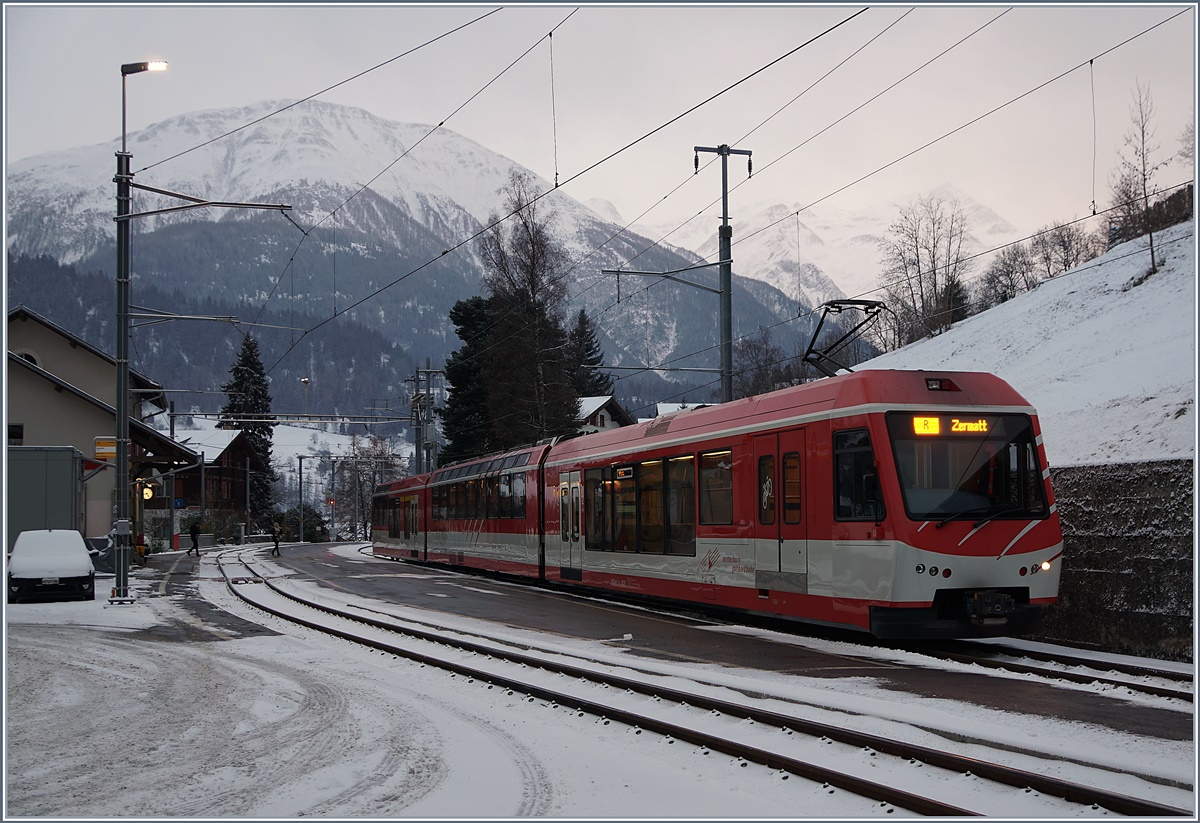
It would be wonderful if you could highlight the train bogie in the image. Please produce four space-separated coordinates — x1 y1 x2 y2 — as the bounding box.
372 370 1064 640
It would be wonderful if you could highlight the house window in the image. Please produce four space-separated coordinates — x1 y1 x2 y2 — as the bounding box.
599 414 605 427
8 424 24 446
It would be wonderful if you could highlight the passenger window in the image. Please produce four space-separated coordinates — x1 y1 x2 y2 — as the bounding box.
783 453 802 525
639 460 664 554
834 429 885 521
585 469 609 551
612 467 637 551
699 450 734 525
499 474 512 518
666 455 696 556
511 473 527 519
560 485 570 541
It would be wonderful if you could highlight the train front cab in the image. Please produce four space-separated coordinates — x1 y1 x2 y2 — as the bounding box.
858 382 1064 639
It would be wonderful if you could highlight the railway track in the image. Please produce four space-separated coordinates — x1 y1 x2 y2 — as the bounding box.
904 639 1194 703
214 549 1190 818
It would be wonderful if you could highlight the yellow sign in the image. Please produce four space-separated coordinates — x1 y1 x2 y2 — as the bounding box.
912 417 941 436
95 437 117 460
951 418 989 433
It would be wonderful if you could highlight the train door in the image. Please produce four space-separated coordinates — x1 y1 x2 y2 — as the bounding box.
558 471 583 580
752 429 808 587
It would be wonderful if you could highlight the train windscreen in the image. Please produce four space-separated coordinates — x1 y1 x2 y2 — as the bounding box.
885 412 1048 523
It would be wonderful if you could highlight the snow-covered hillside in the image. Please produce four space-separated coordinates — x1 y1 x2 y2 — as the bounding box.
860 222 1196 467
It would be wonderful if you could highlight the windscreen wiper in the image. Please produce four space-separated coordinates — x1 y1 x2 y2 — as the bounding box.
934 506 994 528
971 505 1020 529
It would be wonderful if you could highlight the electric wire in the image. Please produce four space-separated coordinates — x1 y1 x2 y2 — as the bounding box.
722 7 1191 254
262 6 869 375
585 6 1009 324
135 7 503 176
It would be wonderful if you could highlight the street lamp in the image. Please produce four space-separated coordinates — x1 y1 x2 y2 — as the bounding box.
112 59 167 603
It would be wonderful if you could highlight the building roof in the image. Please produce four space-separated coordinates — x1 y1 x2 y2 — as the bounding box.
8 352 197 468
7 304 168 412
577 395 636 427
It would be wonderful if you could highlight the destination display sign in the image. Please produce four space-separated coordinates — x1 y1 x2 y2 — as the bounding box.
911 416 992 436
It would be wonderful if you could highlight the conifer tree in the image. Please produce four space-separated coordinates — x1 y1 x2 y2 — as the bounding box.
439 296 503 463
565 309 614 397
219 334 278 519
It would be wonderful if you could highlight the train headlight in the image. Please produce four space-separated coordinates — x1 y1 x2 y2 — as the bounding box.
1040 561 1051 572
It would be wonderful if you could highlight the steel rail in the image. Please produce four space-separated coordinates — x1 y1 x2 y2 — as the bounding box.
907 643 1193 702
215 551 1190 818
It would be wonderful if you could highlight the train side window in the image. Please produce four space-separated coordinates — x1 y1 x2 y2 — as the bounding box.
411 499 419 536
391 497 402 537
511 473 527 519
570 484 581 541
834 429 885 521
666 455 696 555
485 476 499 519
612 466 637 551
560 485 570 541
699 450 734 525
783 452 802 525
638 459 665 554
584 469 609 551
758 455 776 525
499 474 513 518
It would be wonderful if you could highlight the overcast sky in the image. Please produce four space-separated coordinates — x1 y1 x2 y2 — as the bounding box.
3 3 1196 235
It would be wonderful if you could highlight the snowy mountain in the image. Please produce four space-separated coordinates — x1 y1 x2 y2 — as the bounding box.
6 98 819 409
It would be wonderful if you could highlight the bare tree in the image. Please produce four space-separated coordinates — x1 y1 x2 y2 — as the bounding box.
1117 80 1172 273
1030 221 1094 279
330 434 407 540
1107 165 1146 248
732 326 797 398
976 242 1038 309
876 194 974 348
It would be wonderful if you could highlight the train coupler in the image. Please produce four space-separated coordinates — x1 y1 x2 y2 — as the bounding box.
967 590 1016 625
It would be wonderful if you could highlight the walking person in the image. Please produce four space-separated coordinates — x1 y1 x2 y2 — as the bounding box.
188 520 202 557
270 521 281 557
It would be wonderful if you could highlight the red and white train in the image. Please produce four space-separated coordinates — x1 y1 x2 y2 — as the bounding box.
372 370 1063 639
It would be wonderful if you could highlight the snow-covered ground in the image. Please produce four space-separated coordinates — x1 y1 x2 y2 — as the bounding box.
860 223 1196 467
4 545 1194 818
6 228 1195 818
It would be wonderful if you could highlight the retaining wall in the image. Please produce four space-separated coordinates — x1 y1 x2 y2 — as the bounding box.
1035 459 1194 662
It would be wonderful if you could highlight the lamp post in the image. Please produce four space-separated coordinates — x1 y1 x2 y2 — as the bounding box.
112 59 167 603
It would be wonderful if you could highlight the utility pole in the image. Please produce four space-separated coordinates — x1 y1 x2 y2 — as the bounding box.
694 143 751 404
410 359 444 474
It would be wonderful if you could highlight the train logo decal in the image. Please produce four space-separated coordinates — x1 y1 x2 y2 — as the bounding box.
702 547 722 572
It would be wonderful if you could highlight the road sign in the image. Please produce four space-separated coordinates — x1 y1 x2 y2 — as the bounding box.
95 437 117 460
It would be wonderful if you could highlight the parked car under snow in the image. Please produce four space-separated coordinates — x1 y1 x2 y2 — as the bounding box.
7 529 96 604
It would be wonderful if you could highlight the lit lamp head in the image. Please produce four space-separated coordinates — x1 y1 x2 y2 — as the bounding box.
121 60 168 76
